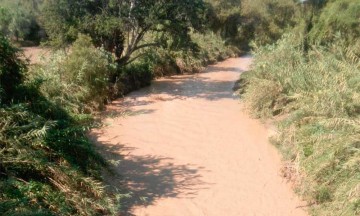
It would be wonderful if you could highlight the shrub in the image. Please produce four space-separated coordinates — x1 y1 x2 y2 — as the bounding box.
191 31 239 65
30 34 115 113
0 0 44 43
116 61 154 95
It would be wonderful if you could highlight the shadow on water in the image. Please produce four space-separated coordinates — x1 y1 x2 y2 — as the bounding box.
89 133 211 215
90 58 251 214
108 63 249 111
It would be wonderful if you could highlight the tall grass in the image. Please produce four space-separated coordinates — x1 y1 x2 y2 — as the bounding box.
241 34 360 215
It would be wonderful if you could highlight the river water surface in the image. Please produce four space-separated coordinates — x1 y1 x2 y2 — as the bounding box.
90 57 307 216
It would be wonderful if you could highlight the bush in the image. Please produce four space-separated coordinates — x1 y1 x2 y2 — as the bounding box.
145 50 181 77
30 34 116 113
241 33 360 215
113 61 154 96
0 0 44 43
191 31 239 64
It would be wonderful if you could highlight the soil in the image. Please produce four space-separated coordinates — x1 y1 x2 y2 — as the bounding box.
22 47 50 64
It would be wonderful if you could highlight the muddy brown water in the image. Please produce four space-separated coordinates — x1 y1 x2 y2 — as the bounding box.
90 57 307 216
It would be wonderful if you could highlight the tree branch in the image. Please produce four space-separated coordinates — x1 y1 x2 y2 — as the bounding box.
125 53 148 65
133 42 160 52
124 25 152 57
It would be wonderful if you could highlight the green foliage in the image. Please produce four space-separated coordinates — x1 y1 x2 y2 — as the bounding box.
0 7 11 35
114 62 154 96
205 0 241 32
191 31 240 64
0 34 24 104
205 0 300 49
240 1 360 215
241 0 299 46
42 0 108 48
205 0 243 47
241 33 360 215
30 34 116 112
0 33 117 215
0 0 44 43
315 186 332 203
129 30 239 79
309 0 360 45
42 0 208 66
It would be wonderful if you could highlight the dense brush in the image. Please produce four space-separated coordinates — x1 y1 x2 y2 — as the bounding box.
241 33 360 215
0 35 118 215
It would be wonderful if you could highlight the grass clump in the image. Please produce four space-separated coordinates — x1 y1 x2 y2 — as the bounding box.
240 33 360 215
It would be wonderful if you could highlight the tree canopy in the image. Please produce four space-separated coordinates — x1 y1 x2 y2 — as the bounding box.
0 0 44 43
43 0 207 65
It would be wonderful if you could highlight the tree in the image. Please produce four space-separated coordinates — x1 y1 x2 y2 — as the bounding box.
241 0 299 45
204 0 243 46
309 0 360 45
205 0 299 48
0 0 45 42
42 0 207 65
0 7 11 36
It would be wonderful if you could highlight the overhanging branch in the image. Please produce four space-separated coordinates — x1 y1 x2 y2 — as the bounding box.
125 53 147 65
133 42 160 52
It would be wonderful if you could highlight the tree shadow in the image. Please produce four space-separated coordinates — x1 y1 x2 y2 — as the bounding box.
206 66 245 73
105 59 252 114
90 135 211 215
88 58 251 214
109 73 244 110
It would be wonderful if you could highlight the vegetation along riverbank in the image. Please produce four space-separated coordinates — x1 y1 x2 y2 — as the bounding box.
0 0 359 215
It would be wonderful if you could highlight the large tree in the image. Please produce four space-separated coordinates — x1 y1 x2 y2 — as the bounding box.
205 0 242 46
308 0 359 45
42 0 207 65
